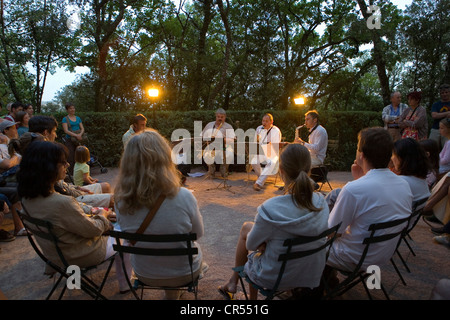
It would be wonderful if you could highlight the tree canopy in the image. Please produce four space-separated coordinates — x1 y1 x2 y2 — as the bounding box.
0 0 449 113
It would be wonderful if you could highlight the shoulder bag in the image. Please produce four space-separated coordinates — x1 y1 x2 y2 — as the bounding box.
65 116 88 145
129 194 166 246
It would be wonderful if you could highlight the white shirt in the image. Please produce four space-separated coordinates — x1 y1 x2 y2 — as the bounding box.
304 125 327 164
254 125 281 159
328 169 412 269
399 175 430 203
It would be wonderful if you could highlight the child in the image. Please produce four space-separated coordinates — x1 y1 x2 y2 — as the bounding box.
73 145 111 193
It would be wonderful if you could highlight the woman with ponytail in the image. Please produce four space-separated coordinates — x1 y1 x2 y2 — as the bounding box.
218 144 329 300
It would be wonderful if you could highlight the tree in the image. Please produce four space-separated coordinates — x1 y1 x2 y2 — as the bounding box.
400 0 450 108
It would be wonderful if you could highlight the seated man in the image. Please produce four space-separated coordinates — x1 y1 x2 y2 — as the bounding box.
251 113 281 191
122 114 147 147
201 108 235 178
295 110 327 167
28 115 58 142
326 127 412 277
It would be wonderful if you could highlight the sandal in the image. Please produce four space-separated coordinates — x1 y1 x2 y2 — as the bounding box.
14 228 30 236
0 229 15 242
218 286 235 300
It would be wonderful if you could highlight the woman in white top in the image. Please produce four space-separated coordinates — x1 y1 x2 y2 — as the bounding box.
114 129 204 300
391 137 431 203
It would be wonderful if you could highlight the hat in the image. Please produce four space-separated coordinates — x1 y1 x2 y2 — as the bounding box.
0 120 17 133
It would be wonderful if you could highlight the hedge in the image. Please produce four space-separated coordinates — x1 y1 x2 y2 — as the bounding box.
52 110 384 171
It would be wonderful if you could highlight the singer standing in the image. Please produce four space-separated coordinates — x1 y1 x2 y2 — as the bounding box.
295 110 328 167
251 113 282 191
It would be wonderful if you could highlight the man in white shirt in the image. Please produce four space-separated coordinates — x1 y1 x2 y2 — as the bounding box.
295 110 327 167
122 114 147 147
327 127 412 274
201 108 235 178
251 113 282 191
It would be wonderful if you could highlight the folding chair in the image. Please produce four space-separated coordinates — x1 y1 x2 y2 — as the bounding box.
310 165 332 191
234 222 342 300
20 213 116 300
324 216 410 300
108 231 200 300
390 197 429 286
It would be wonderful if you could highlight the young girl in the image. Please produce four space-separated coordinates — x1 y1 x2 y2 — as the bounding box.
74 145 111 193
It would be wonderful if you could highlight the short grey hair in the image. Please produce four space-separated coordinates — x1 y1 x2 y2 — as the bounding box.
215 108 226 115
391 91 401 98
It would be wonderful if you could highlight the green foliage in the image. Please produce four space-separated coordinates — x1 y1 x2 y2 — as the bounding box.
51 110 382 171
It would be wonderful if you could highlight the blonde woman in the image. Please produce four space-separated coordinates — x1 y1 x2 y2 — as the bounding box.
114 129 205 300
219 143 329 300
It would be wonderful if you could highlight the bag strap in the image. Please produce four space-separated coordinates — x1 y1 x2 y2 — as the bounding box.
65 116 72 131
129 194 166 246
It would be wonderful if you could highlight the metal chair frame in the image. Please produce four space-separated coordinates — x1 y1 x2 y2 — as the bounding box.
324 216 410 300
109 230 200 300
20 213 115 300
235 222 342 300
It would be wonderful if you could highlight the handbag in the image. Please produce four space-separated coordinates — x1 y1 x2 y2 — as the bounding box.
401 127 419 140
65 116 88 145
129 194 166 246
400 108 419 140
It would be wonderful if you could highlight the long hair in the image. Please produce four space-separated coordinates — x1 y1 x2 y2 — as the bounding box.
393 138 430 179
114 129 181 214
419 139 440 178
17 141 68 198
280 144 321 212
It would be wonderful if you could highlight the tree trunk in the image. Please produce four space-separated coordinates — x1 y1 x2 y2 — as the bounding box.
356 0 391 106
190 0 213 110
207 0 232 109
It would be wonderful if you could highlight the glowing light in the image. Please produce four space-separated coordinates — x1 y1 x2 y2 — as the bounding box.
294 97 305 105
148 88 159 97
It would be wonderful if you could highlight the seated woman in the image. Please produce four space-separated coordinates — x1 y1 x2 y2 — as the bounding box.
17 141 129 292
438 118 450 177
114 129 205 300
218 143 329 300
391 137 431 203
419 139 440 189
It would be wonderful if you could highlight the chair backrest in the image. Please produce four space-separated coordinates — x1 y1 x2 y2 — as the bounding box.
271 222 342 294
20 212 70 269
109 231 198 282
356 216 410 272
407 197 429 234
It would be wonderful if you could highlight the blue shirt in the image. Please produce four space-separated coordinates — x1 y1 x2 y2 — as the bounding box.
62 116 82 137
431 101 450 129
